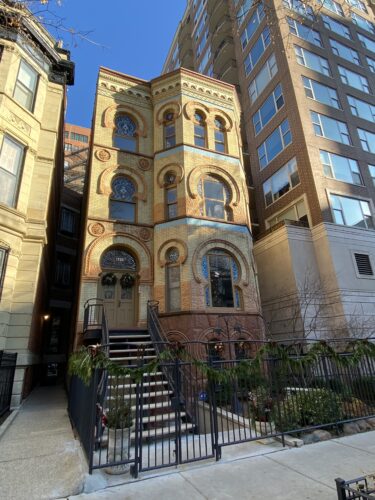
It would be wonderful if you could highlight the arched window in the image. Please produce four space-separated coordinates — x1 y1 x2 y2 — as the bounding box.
164 172 177 219
198 174 232 220
101 247 137 270
164 111 176 148
202 249 241 308
214 117 226 153
109 176 136 222
113 114 137 152
166 247 180 312
194 111 206 147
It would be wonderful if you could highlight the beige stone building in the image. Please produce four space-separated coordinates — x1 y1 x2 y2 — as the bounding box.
0 2 74 403
76 66 263 348
164 0 375 339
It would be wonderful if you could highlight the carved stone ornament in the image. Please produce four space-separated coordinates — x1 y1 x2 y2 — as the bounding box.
88 222 105 236
138 158 150 171
96 149 111 162
139 228 151 241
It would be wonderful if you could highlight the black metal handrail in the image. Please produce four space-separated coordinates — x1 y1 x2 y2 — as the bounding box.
83 298 109 353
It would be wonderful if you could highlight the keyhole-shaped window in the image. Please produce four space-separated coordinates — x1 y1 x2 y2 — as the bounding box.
113 114 137 152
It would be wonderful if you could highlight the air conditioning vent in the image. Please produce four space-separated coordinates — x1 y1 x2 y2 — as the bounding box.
354 253 373 276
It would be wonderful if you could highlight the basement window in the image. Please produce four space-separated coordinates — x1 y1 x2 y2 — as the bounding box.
354 253 374 277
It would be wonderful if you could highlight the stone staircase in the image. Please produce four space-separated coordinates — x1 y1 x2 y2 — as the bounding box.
107 329 195 440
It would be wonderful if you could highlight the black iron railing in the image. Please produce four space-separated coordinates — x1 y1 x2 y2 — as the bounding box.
68 338 375 476
0 351 17 418
336 475 375 499
83 298 109 353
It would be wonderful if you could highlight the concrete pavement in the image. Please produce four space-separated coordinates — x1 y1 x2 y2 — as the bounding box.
0 385 374 500
71 431 375 500
0 386 85 500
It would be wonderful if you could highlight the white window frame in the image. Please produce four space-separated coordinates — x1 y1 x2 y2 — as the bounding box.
241 4 265 50
244 26 271 76
252 83 284 134
263 157 300 206
322 14 352 40
358 33 375 53
13 59 39 112
320 150 363 185
257 119 292 169
330 38 361 65
369 164 375 186
294 45 331 76
329 192 374 229
249 53 278 103
0 135 25 208
358 128 375 153
283 0 314 19
318 0 344 16
302 76 341 109
311 112 352 145
351 12 375 34
338 65 371 93
366 55 375 72
287 17 322 46
348 95 375 122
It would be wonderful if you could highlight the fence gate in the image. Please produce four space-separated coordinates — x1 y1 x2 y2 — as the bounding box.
136 359 216 474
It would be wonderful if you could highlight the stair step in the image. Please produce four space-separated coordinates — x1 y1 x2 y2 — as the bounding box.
141 411 186 423
110 341 153 346
110 334 151 340
129 390 173 399
115 380 168 390
110 348 155 354
131 401 172 411
109 371 164 380
131 422 195 439
110 355 156 362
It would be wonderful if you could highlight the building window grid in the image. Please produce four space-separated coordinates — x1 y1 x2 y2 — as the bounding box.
13 60 38 112
214 118 226 153
358 33 375 53
249 52 278 103
302 76 341 109
345 0 367 13
60 208 76 234
294 45 331 76
368 164 375 186
194 112 207 148
351 12 375 35
358 128 375 153
0 135 25 208
252 83 285 134
283 0 315 20
241 4 265 50
338 65 371 93
237 0 254 26
321 14 352 40
317 0 345 16
258 119 292 169
196 29 209 58
330 193 374 229
198 45 211 73
366 55 375 72
288 17 323 46
311 111 352 145
263 157 300 206
70 132 89 143
330 38 361 64
348 95 375 122
320 150 363 185
244 26 271 76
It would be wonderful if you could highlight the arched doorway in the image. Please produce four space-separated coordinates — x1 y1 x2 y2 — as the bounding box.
100 247 138 329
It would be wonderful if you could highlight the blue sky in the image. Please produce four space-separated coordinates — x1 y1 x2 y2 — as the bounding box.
54 1 186 127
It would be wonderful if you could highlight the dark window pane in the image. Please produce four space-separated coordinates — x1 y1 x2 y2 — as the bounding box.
110 200 135 221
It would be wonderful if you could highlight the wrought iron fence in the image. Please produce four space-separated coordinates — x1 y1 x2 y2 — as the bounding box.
68 339 375 476
0 351 17 418
336 475 375 499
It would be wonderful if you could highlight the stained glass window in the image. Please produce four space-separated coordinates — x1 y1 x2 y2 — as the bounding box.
166 247 180 263
202 255 209 280
110 177 136 221
114 114 137 151
101 249 137 270
115 115 136 136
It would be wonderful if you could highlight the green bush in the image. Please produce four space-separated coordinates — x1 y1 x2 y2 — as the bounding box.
352 376 375 405
274 388 343 432
310 377 352 400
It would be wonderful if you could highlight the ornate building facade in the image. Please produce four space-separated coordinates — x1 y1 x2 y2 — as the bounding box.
0 1 74 403
76 67 263 348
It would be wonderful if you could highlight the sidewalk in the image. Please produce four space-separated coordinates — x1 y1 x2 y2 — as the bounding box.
71 431 375 500
0 386 374 500
0 385 86 500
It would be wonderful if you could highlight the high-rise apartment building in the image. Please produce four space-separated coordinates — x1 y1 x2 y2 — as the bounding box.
164 0 375 338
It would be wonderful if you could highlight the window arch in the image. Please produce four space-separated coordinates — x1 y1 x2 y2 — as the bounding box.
198 174 232 221
109 176 136 222
113 114 137 151
214 117 226 153
101 247 137 271
202 249 241 308
164 171 177 219
163 111 176 148
194 111 207 148
165 247 180 312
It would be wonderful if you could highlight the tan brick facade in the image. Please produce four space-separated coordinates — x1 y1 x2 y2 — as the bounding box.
77 67 263 346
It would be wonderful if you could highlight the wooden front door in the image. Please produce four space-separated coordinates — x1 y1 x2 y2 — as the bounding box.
102 273 136 329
